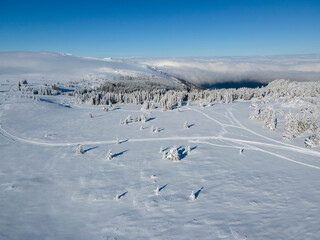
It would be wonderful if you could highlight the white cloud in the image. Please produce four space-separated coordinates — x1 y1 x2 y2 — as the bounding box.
1 52 319 87
139 55 320 86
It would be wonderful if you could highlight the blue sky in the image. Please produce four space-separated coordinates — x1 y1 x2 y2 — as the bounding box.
0 0 319 58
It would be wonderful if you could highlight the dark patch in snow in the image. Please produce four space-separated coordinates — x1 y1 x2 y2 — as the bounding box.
84 146 99 153
201 80 267 90
190 146 197 151
119 139 128 144
112 150 128 158
159 184 168 192
194 187 204 199
146 117 156 122
177 146 188 160
118 191 128 199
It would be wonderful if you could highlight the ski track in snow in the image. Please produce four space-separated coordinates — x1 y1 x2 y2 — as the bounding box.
227 105 320 158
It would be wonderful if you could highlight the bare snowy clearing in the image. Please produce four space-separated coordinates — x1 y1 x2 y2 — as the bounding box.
1 78 320 239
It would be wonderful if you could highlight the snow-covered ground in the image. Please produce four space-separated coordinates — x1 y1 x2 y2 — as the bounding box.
1 78 320 239
0 52 177 85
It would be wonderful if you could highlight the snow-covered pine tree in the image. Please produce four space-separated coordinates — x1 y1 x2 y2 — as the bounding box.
126 114 132 123
189 191 196 201
283 112 299 141
140 114 147 123
159 146 163 153
166 146 180 161
249 103 260 120
106 150 112 160
77 145 84 154
263 106 277 130
154 186 159 195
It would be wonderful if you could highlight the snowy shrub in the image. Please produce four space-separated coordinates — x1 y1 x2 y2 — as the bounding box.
283 113 299 141
298 107 318 134
77 145 84 154
189 191 196 201
250 104 277 130
249 106 261 120
142 101 150 110
165 146 180 161
263 107 277 130
187 145 191 154
283 109 318 141
305 131 320 148
126 114 132 122
114 194 120 200
159 146 163 153
106 150 112 160
154 186 160 195
140 114 147 123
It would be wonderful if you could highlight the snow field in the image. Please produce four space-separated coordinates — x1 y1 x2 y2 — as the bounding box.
1 88 320 239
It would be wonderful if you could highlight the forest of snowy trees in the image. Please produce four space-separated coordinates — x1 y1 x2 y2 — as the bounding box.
17 78 320 109
72 79 320 109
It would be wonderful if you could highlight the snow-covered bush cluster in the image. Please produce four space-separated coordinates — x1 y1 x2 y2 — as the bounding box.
250 103 277 130
283 108 318 141
165 146 180 161
248 80 320 147
304 132 320 148
17 80 76 96
250 89 319 147
162 145 191 162
120 114 148 125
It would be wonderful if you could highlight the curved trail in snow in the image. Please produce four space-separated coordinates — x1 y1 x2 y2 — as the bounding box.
192 108 241 128
190 105 320 159
1 123 320 159
196 140 320 170
226 107 320 158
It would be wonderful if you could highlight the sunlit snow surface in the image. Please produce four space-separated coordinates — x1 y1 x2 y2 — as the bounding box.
0 81 320 240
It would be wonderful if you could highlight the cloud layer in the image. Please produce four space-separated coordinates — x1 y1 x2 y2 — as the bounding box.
140 55 320 87
1 52 319 87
